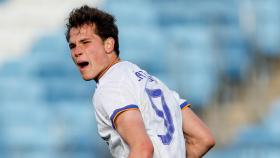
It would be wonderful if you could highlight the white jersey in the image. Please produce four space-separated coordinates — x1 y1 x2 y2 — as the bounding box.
93 61 191 158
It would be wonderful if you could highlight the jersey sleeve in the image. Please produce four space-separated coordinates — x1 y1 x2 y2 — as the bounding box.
95 79 139 129
171 90 191 110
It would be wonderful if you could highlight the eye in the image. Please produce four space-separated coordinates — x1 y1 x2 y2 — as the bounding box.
69 43 75 50
82 40 91 44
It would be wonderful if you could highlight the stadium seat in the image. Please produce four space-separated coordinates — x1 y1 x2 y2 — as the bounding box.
0 77 44 103
102 0 157 28
51 101 111 158
31 30 69 54
2 0 279 157
0 102 56 149
235 101 280 144
225 99 280 158
0 27 104 157
262 99 280 140
0 0 6 4
0 58 30 78
154 1 201 27
102 0 169 75
205 144 280 158
217 25 252 84
24 52 78 79
119 25 168 73
255 0 280 57
163 24 218 107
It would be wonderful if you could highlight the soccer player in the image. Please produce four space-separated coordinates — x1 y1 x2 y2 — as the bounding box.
65 5 215 158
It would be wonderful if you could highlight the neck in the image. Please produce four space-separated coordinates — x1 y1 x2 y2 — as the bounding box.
95 57 121 82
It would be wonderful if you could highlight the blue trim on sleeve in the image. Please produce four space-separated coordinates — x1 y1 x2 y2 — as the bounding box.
180 101 191 109
110 104 139 129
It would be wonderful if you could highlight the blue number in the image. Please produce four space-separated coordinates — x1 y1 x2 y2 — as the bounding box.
145 88 174 145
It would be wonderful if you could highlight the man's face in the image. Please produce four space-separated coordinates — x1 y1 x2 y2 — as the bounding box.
69 24 111 81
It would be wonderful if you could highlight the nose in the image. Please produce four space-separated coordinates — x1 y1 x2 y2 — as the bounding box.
73 47 83 58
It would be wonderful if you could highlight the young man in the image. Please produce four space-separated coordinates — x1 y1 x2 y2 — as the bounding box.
65 5 215 158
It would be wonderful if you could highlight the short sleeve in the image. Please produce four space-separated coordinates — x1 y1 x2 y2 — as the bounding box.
171 90 191 110
95 79 139 129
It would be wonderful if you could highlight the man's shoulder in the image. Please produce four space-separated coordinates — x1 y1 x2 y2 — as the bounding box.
93 61 141 109
111 61 137 76
99 61 139 84
96 61 133 87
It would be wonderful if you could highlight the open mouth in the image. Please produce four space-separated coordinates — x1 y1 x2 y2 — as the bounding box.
77 61 89 69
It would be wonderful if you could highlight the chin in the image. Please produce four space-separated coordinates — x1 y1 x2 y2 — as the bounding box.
82 77 92 81
82 76 95 81
81 74 95 81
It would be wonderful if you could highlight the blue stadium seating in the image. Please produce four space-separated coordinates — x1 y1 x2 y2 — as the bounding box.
102 0 157 28
206 144 280 158
31 30 69 54
103 1 167 74
162 24 218 107
0 30 110 158
119 25 168 73
154 1 201 27
0 103 54 157
255 0 280 57
0 77 44 104
235 99 280 145
206 99 280 158
1 0 280 157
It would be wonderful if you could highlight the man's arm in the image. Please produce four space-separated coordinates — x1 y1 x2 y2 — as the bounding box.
182 107 215 158
115 109 154 158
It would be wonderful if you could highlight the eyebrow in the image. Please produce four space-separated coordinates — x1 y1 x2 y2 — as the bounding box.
69 37 93 48
80 38 91 42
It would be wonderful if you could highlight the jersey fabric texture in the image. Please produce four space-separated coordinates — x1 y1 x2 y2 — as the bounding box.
93 61 191 158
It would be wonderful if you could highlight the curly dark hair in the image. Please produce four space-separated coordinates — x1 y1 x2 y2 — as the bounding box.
65 5 120 56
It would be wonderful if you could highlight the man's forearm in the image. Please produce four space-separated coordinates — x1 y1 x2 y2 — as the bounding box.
182 108 215 158
185 137 215 158
186 143 211 158
128 145 154 158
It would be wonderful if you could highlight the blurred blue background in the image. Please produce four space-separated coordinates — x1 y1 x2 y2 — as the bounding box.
0 0 280 157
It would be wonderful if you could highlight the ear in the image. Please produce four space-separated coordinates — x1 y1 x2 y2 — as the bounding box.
104 37 115 53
